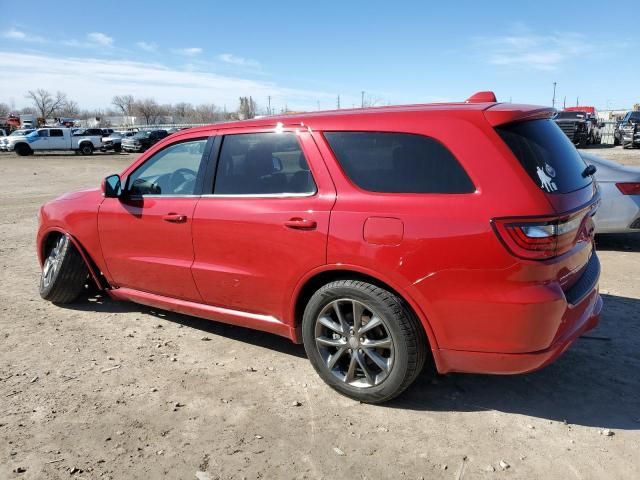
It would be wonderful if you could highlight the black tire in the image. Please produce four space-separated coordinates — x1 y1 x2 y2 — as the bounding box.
15 143 32 156
302 280 427 403
79 143 94 155
39 234 89 304
114 144 122 153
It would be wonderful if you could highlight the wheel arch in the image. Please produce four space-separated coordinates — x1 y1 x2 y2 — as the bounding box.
290 265 443 369
40 228 107 291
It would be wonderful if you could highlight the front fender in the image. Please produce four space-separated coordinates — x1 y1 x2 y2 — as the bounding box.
37 189 111 284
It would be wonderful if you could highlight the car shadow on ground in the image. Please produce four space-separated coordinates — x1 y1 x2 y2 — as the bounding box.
581 144 617 150
596 232 640 252
389 293 640 431
62 289 640 430
62 290 307 359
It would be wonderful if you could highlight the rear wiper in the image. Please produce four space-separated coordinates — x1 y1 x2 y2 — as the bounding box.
582 164 597 178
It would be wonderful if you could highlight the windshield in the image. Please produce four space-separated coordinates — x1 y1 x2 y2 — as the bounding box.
554 111 586 120
11 129 34 136
132 132 150 139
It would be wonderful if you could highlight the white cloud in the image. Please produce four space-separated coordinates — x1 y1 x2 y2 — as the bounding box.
474 25 591 71
218 53 260 68
0 51 333 111
136 41 158 52
172 47 202 56
87 32 113 46
2 28 47 43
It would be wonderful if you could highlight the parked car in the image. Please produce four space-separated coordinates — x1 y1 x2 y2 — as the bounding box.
100 131 138 153
580 152 640 233
0 128 35 151
618 111 640 149
7 128 102 155
121 129 169 152
73 128 105 137
553 109 601 147
36 92 602 403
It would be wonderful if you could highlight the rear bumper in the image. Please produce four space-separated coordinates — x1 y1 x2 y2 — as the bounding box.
437 290 602 374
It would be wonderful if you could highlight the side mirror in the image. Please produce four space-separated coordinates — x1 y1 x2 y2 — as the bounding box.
102 174 122 198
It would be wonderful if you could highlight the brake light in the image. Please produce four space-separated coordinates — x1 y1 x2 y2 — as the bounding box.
492 207 595 260
616 183 640 195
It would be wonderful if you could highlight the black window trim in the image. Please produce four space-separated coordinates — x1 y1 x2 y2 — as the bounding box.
202 131 318 198
322 130 477 195
123 136 215 199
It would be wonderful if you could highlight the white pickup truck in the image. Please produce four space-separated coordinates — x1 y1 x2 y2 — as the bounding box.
7 127 103 156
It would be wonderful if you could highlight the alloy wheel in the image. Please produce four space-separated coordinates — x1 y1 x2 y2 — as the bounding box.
314 299 395 388
42 236 65 289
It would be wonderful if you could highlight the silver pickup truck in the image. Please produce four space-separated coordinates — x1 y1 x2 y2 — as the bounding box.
7 127 103 156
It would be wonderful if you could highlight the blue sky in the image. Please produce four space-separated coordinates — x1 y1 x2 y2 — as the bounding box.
0 0 637 113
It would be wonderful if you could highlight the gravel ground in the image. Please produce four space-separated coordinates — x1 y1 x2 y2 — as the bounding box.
0 148 639 480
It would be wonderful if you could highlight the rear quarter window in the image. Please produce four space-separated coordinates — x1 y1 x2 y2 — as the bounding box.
496 119 591 194
323 132 475 194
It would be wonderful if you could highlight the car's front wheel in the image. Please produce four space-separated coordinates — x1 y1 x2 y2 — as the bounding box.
79 143 94 155
302 280 427 403
40 234 89 304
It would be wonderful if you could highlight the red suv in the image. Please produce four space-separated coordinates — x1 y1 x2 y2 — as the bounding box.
37 92 602 403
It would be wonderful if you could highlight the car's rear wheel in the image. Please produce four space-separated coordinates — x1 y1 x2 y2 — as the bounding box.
79 143 94 155
15 143 32 156
40 234 89 304
302 280 427 403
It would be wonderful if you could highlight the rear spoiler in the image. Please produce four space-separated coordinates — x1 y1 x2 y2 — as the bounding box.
484 103 556 127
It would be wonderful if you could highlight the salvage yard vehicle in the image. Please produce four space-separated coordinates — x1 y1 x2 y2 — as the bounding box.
121 129 169 152
581 152 640 233
8 128 102 156
36 92 602 403
619 111 640 149
0 128 35 151
100 131 135 153
553 108 601 147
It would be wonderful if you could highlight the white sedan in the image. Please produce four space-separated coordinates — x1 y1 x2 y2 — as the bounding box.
581 152 640 233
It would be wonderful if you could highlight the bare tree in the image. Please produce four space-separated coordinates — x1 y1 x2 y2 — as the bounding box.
134 98 164 125
111 94 135 117
26 89 68 119
172 102 194 123
0 102 9 117
58 99 80 118
193 104 222 123
362 94 383 108
238 96 256 119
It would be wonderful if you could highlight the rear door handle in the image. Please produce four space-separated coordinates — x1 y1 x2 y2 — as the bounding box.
284 218 317 230
163 214 187 223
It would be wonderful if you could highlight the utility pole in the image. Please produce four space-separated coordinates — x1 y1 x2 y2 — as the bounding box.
552 82 557 108
361 91 365 108
267 96 271 115
576 97 579 107
337 95 340 109
563 96 566 109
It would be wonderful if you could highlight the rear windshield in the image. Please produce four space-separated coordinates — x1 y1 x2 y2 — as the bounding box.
496 119 591 194
323 132 475 194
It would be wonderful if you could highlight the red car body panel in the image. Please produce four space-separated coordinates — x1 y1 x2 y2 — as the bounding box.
37 100 602 376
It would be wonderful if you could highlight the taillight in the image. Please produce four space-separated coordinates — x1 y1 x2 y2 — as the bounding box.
492 207 596 260
616 183 640 195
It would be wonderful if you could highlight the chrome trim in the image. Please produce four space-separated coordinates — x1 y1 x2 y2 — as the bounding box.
132 194 201 198
200 192 316 198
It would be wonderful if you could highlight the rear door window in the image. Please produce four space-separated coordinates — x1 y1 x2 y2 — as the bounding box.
496 119 591 194
214 132 316 195
49 129 64 137
323 132 474 193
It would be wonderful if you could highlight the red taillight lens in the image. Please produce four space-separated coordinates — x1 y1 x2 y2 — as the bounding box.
616 183 640 195
492 208 595 260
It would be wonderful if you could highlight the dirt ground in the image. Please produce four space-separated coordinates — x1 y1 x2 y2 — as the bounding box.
0 147 639 480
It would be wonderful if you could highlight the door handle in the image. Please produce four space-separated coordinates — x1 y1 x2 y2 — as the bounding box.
163 214 187 223
284 218 317 230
